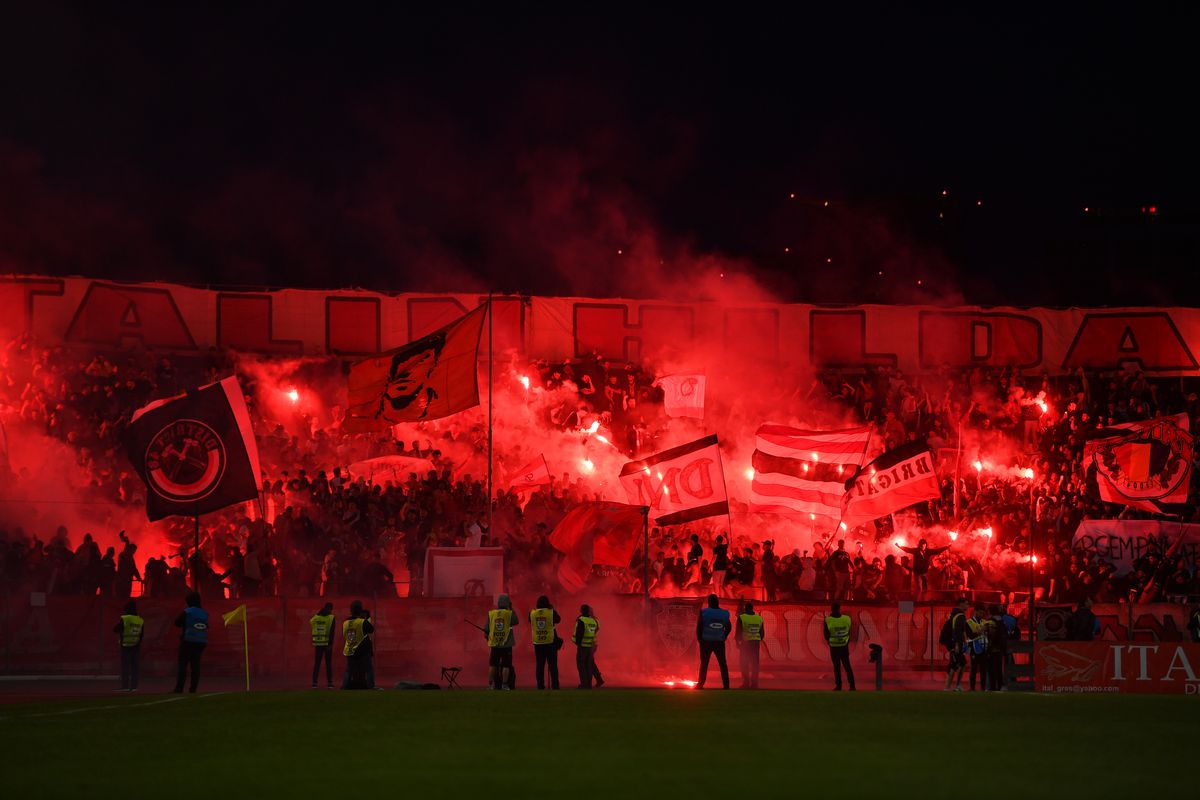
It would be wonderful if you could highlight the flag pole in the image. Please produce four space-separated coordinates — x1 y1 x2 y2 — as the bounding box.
192 515 201 591
487 294 494 537
243 608 250 692
642 507 650 603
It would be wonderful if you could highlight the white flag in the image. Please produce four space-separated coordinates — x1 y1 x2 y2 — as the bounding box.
654 374 705 419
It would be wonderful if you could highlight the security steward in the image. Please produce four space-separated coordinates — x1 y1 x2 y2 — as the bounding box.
530 595 562 690
172 591 208 693
824 601 855 691
342 599 375 690
697 593 732 689
735 601 765 689
573 604 603 688
486 594 518 690
113 600 144 692
310 602 336 689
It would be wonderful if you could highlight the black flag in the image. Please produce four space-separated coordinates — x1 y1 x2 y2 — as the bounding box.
125 377 262 521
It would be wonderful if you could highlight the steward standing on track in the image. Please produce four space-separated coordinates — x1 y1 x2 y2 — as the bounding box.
941 598 969 691
573 604 603 689
735 601 765 689
113 600 144 692
486 594 518 690
966 602 989 691
342 599 374 690
530 595 562 690
310 602 336 689
172 591 208 694
1188 605 1200 643
823 601 855 691
696 593 732 689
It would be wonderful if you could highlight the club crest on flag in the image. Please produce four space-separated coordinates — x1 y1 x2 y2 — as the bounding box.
144 419 227 503
1087 417 1190 502
125 376 262 521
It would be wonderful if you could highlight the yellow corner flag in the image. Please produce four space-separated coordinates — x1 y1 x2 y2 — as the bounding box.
221 604 251 691
222 604 247 626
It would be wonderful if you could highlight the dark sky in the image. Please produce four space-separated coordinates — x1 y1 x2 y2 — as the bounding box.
2 3 1198 305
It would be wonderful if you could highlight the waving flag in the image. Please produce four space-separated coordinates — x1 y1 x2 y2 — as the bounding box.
549 502 648 592
842 440 941 527
619 435 728 526
346 304 486 432
749 424 871 532
125 377 262 521
508 455 552 492
654 374 706 419
1084 414 1193 514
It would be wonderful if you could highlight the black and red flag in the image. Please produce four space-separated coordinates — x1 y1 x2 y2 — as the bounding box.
125 376 263 521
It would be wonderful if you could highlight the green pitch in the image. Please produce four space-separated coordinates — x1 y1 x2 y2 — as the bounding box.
2 690 1188 798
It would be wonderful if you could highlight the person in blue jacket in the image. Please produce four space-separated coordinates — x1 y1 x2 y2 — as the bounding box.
172 591 209 693
696 594 732 689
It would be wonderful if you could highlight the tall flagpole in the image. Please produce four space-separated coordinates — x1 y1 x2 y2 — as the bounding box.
243 610 250 692
487 294 494 537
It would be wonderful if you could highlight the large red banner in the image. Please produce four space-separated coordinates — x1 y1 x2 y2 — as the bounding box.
5 275 1199 373
1035 642 1200 694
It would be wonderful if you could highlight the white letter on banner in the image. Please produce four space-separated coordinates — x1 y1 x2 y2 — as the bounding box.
1111 645 1124 680
1163 647 1197 682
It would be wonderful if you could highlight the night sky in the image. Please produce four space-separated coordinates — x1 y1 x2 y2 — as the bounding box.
2 4 1198 306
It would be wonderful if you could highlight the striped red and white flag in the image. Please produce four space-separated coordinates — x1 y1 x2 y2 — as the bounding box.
749 424 871 532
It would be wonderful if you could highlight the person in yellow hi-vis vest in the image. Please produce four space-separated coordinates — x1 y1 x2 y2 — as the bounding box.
112 600 144 692
735 601 765 689
341 599 375 690
530 595 562 690
823 601 855 691
572 604 604 689
310 602 336 689
485 594 518 690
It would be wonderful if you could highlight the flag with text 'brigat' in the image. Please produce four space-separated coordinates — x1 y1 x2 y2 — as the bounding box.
841 440 942 528
125 377 262 522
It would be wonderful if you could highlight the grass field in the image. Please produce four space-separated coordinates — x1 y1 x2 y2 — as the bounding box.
1 689 1189 798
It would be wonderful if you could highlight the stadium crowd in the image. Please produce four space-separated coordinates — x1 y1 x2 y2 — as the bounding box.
1 332 1198 606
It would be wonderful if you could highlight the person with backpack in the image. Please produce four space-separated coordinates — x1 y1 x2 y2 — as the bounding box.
941 598 969 691
986 604 1010 691
965 601 989 691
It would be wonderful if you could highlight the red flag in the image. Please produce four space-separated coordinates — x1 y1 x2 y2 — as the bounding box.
345 304 486 431
549 502 647 592
749 424 871 533
508 455 551 492
842 440 941 527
